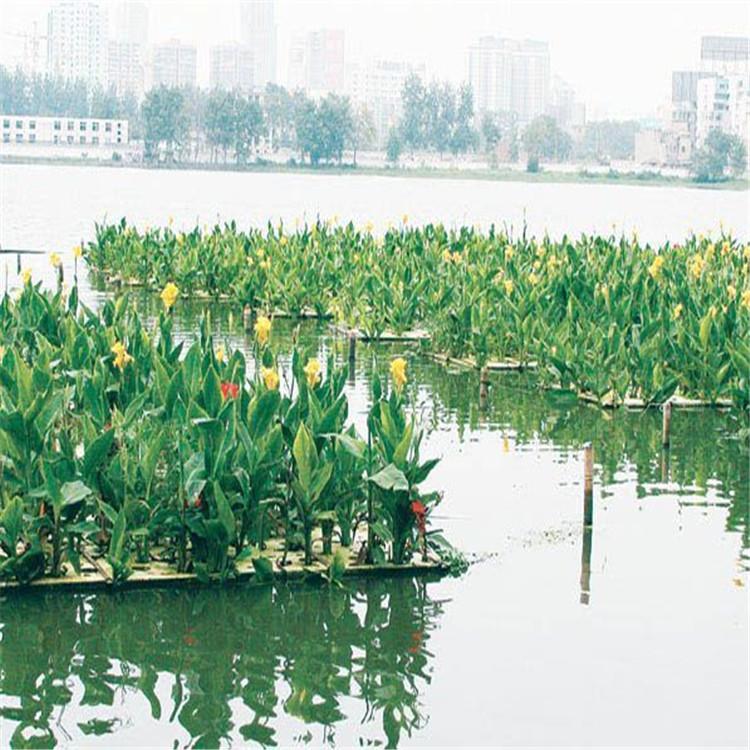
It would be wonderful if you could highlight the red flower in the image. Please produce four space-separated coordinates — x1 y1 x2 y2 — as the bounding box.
194 494 202 509
410 500 427 534
221 381 239 400
408 629 423 654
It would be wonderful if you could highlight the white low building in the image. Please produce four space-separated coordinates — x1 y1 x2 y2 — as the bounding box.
1 115 129 146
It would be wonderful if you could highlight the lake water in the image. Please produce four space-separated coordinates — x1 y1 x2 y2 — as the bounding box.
0 165 747 748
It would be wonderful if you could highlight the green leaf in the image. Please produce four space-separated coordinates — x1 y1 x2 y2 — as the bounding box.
293 422 317 492
252 556 274 582
368 463 409 492
247 390 280 439
61 480 92 507
213 482 235 542
699 312 712 349
82 429 115 478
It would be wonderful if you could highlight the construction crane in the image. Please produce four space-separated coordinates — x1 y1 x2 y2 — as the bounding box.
1 22 51 74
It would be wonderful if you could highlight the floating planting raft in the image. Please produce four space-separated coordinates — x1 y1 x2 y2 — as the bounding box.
330 324 430 343
0 286 457 592
423 351 537 372
0 532 447 595
83 220 749 411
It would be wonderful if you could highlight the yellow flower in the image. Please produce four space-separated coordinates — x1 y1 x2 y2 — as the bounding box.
303 358 321 388
442 249 452 263
505 246 515 260
72 245 83 259
111 341 133 370
705 243 716 261
673 303 683 320
744 245 750 261
528 272 539 286
261 366 279 390
504 279 514 294
648 255 664 280
533 259 541 271
402 214 409 225
742 289 750 310
721 241 731 256
390 357 408 391
21 268 32 285
216 345 225 363
688 253 706 280
254 315 272 346
535 242 546 258
50 252 62 268
160 282 179 311
727 285 736 300
0 345 5 359
364 221 374 234
260 258 271 271
280 235 288 247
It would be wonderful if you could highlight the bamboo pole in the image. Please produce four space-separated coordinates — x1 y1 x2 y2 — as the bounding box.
583 442 594 527
662 401 672 448
479 367 489 408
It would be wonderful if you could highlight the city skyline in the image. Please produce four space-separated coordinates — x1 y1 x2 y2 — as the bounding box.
0 0 748 119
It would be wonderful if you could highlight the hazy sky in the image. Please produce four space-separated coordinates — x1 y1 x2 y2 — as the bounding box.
1 0 748 118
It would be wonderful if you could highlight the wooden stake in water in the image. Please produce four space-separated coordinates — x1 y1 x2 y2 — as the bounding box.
583 442 594 527
348 331 357 363
579 524 593 605
16 252 21 274
662 401 672 448
243 304 253 332
56 263 64 289
479 367 489 408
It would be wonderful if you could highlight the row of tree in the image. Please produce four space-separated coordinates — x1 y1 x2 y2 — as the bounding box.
139 84 375 165
0 67 138 127
1 65 745 178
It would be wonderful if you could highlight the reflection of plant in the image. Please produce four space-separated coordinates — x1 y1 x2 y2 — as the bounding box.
0 578 446 747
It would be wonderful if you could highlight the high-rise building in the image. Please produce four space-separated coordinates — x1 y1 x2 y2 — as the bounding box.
113 2 148 47
700 36 750 76
346 59 425 142
108 41 145 98
152 40 197 88
46 1 108 86
670 70 716 141
240 0 277 90
288 29 345 95
468 37 550 124
696 74 749 147
107 2 148 99
549 76 586 132
209 44 255 92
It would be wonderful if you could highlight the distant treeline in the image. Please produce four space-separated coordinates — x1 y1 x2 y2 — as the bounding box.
0 65 652 167
0 66 139 124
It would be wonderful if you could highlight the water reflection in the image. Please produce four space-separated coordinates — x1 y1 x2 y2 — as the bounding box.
0 578 445 748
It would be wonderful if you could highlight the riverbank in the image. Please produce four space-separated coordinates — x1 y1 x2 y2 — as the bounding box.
2 153 747 191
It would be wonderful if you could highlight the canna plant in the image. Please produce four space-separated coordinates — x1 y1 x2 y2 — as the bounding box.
367 360 440 565
0 283 450 585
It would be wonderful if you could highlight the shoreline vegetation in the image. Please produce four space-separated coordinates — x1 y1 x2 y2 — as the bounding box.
2 153 748 190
